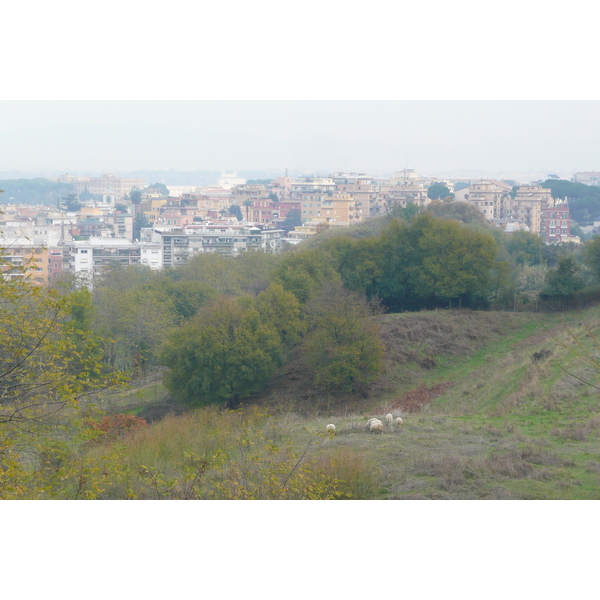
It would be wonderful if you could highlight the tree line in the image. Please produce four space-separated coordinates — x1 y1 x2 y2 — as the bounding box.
7 200 600 419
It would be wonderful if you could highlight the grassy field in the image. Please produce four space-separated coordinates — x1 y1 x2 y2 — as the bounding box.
79 306 600 500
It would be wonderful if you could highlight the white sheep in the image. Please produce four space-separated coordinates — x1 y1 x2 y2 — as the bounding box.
385 413 393 425
366 417 381 431
396 417 403 427
326 424 336 435
370 420 384 434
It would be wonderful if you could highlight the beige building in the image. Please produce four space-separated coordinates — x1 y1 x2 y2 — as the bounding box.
0 244 48 285
457 180 512 222
387 183 430 209
510 185 552 234
336 182 384 218
573 172 600 186
300 192 362 225
140 198 169 224
65 173 145 203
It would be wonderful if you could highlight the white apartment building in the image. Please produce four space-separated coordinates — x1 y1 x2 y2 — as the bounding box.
63 237 161 285
218 171 246 189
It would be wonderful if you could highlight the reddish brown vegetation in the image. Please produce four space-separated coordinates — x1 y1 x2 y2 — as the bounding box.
87 413 149 442
392 382 454 412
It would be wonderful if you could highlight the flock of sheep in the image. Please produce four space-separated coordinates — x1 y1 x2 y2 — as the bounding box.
325 413 403 436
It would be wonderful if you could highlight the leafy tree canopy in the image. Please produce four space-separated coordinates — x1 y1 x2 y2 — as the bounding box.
542 255 585 299
304 283 384 393
62 193 82 212
506 230 545 266
129 186 143 204
427 183 453 200
161 297 283 407
583 235 600 281
146 182 170 196
0 178 74 205
426 200 487 225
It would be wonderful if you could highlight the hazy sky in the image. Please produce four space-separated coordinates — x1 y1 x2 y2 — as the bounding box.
2 3 598 180
1 100 599 177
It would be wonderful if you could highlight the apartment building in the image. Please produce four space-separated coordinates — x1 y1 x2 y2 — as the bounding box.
48 248 65 283
336 181 383 218
386 183 430 209
140 198 168 224
0 244 48 284
290 177 337 200
458 180 512 222
63 237 146 283
0 219 70 246
141 224 285 262
142 228 203 268
511 185 552 234
299 191 362 224
540 199 571 243
230 184 269 203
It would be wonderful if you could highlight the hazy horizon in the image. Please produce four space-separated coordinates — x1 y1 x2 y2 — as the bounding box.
1 101 599 178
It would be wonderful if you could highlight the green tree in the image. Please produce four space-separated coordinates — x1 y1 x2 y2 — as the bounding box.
426 200 487 225
407 215 499 308
320 235 383 299
146 277 218 323
506 230 545 266
281 208 302 232
256 283 304 345
229 204 243 221
541 255 585 301
583 235 600 281
304 283 384 393
0 178 74 206
371 214 502 310
389 202 421 222
79 186 101 204
271 248 341 304
161 297 283 407
147 182 170 196
92 264 176 373
427 183 453 200
62 193 81 211
0 252 122 451
133 211 150 240
129 186 143 204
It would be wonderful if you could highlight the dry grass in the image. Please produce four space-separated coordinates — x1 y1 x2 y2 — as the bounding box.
551 427 590 442
390 382 454 413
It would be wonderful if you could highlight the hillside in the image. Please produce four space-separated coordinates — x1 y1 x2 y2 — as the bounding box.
108 305 600 500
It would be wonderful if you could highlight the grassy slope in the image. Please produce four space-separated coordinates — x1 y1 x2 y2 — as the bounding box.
107 306 600 499
285 306 600 499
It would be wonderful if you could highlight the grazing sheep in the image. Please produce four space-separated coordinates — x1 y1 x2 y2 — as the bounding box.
370 420 384 434
366 417 381 431
396 417 403 426
326 424 336 435
385 413 393 425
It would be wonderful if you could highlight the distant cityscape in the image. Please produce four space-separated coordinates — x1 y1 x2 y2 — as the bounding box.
1 168 598 286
